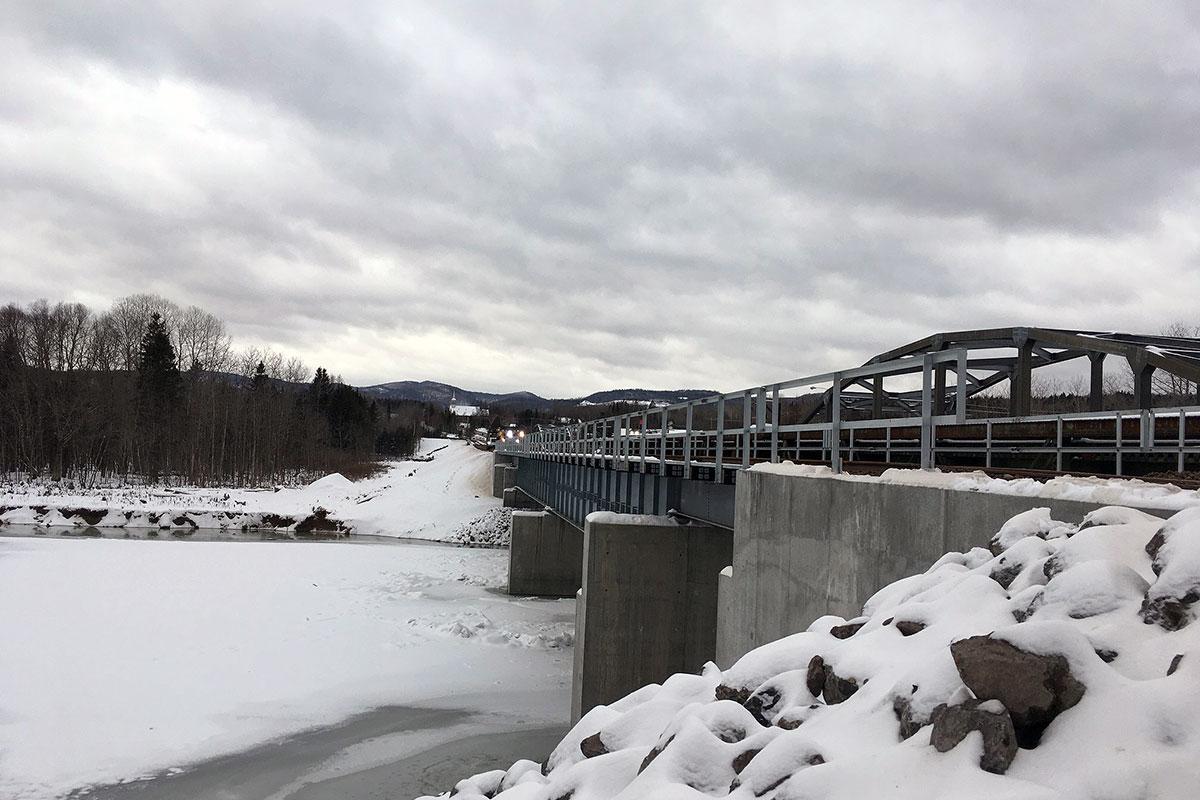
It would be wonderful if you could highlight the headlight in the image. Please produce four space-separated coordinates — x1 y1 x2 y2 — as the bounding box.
506 430 514 439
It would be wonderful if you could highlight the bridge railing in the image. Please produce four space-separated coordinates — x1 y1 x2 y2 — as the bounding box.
499 350 1200 481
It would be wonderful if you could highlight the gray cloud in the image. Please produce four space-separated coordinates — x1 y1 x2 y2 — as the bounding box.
2 2 1199 396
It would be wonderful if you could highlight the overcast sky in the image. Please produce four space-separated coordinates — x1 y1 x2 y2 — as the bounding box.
2 2 1199 396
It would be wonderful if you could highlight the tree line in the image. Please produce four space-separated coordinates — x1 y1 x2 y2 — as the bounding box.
0 295 438 486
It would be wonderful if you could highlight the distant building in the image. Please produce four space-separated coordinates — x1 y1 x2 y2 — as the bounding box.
448 396 488 418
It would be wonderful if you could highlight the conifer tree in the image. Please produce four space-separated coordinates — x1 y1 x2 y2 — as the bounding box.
137 312 182 410
251 361 269 391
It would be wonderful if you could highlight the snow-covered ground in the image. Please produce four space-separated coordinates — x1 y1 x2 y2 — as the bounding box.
426 504 1200 800
0 438 502 542
0 536 573 799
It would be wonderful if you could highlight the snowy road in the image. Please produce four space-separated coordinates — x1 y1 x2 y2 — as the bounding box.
0 536 574 800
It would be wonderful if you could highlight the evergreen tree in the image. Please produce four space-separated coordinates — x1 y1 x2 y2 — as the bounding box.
251 361 269 391
310 367 332 410
137 312 182 410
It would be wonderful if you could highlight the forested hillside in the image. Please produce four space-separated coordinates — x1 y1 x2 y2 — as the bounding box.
0 295 441 486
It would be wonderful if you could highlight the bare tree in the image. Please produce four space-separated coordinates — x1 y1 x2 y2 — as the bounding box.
51 302 92 371
1153 322 1199 402
175 305 232 372
109 294 181 371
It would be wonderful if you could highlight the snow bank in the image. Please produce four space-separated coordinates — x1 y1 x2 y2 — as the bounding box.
0 438 500 543
419 503 1200 799
750 462 1200 511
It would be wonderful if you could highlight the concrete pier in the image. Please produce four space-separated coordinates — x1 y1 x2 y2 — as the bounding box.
718 469 1173 665
507 511 584 598
492 463 516 499
503 487 543 510
571 513 732 721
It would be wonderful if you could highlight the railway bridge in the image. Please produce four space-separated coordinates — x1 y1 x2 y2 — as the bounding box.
492 327 1200 720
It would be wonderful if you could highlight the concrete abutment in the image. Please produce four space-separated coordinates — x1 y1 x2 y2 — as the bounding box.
718 469 1173 664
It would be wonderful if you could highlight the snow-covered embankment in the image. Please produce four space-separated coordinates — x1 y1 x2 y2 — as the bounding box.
426 504 1200 799
0 438 510 544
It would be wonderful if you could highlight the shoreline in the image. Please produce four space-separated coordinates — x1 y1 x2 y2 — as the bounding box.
70 703 567 800
0 526 458 546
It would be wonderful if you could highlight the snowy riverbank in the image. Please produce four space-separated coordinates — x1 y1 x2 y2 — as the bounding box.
0 537 574 800
0 438 505 543
423 504 1200 800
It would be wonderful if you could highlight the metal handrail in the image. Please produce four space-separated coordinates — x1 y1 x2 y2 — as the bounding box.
500 351 1200 479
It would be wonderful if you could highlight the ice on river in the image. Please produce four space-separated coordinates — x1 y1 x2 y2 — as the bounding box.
0 536 574 799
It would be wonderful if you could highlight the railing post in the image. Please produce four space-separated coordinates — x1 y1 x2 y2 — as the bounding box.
920 354 934 470
955 350 968 423
770 386 780 463
640 411 649 473
985 419 993 468
755 387 766 463
683 402 694 479
830 373 842 473
660 407 668 472
1179 409 1187 474
1115 412 1123 476
742 391 752 469
1055 416 1063 472
715 396 725 483
615 416 623 470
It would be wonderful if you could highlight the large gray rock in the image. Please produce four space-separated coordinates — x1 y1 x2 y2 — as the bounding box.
930 699 1018 774
950 635 1086 747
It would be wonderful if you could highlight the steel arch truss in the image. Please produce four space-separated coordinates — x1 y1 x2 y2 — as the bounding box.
804 327 1200 422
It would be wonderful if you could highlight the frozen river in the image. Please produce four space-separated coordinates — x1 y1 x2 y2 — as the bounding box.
0 534 574 800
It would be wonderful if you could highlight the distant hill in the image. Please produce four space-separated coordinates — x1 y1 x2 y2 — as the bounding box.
357 380 552 408
578 388 715 405
207 373 716 410
357 380 715 409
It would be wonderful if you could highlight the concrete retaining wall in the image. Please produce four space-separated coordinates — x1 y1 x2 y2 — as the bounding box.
507 511 584 598
572 514 733 721
718 470 1173 666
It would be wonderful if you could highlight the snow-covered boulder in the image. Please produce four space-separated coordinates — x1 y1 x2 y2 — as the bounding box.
1141 506 1200 630
989 507 1073 555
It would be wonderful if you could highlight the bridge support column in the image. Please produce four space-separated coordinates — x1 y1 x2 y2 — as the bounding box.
492 462 517 499
507 510 583 598
571 513 732 722
1132 360 1156 410
1089 352 1106 411
503 487 543 510
1009 336 1034 416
